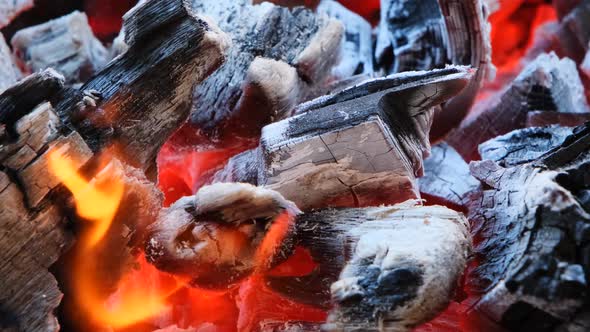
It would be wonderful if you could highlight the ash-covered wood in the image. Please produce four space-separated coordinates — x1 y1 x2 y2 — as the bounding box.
145 183 299 289
375 0 493 140
582 47 590 78
0 1 229 330
188 0 343 140
52 0 230 171
0 34 20 93
259 67 471 210
468 124 590 330
0 0 33 28
478 126 575 167
268 201 471 332
11 11 109 84
212 148 260 185
418 142 480 209
447 52 590 160
317 0 373 79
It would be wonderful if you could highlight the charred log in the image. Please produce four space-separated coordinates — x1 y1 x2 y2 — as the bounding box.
447 52 590 161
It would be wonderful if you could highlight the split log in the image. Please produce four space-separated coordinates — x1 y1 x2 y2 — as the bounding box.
189 0 343 140
418 142 480 210
468 124 590 330
375 0 493 140
316 0 374 79
447 52 590 161
0 0 33 28
214 67 472 210
11 11 109 84
0 1 229 330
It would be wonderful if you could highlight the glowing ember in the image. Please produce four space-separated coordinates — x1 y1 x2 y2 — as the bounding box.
48 149 182 329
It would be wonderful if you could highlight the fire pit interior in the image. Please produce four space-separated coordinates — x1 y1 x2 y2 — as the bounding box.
1 0 590 331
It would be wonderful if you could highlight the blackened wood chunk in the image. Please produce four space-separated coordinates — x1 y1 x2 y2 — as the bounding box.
212 148 260 185
0 0 33 28
273 201 471 332
52 0 230 171
448 52 590 161
526 111 590 127
469 157 590 329
317 0 374 79
189 0 343 139
557 0 590 63
11 11 109 84
260 67 471 210
418 142 480 209
479 126 575 167
0 69 64 132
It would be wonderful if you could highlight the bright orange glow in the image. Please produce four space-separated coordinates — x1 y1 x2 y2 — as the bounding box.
254 211 294 272
48 149 183 329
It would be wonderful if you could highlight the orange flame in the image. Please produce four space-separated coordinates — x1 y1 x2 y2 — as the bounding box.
48 149 181 329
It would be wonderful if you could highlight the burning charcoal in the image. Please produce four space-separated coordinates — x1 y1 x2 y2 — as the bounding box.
268 201 471 331
418 142 480 209
478 126 575 167
0 0 33 28
0 0 229 330
447 52 590 161
0 35 21 93
526 111 590 127
189 0 343 140
11 11 109 84
468 124 590 330
146 183 300 289
52 0 230 172
376 0 493 140
554 0 583 19
259 67 472 210
317 0 374 79
212 148 260 185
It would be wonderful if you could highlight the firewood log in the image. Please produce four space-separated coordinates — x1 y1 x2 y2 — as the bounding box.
0 1 229 330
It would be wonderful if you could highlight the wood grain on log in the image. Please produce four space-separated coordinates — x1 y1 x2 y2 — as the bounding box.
189 0 342 140
11 11 109 84
259 67 471 210
447 52 590 161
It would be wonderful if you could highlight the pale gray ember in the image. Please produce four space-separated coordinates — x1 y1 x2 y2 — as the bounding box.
11 11 109 84
317 0 374 79
448 52 590 160
189 0 343 139
260 67 472 210
479 126 574 167
0 34 21 93
0 0 33 28
418 142 479 208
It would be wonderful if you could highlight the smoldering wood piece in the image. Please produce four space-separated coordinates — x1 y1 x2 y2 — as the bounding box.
189 0 343 140
0 69 64 131
259 321 322 332
0 34 21 93
267 201 471 332
145 183 299 289
212 148 260 185
375 0 493 140
536 122 590 170
556 309 590 332
468 157 590 330
478 126 575 167
317 0 374 79
11 11 109 84
554 0 582 19
260 67 472 210
52 0 230 171
447 52 590 161
0 0 33 28
526 111 590 127
418 142 480 209
555 0 590 63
